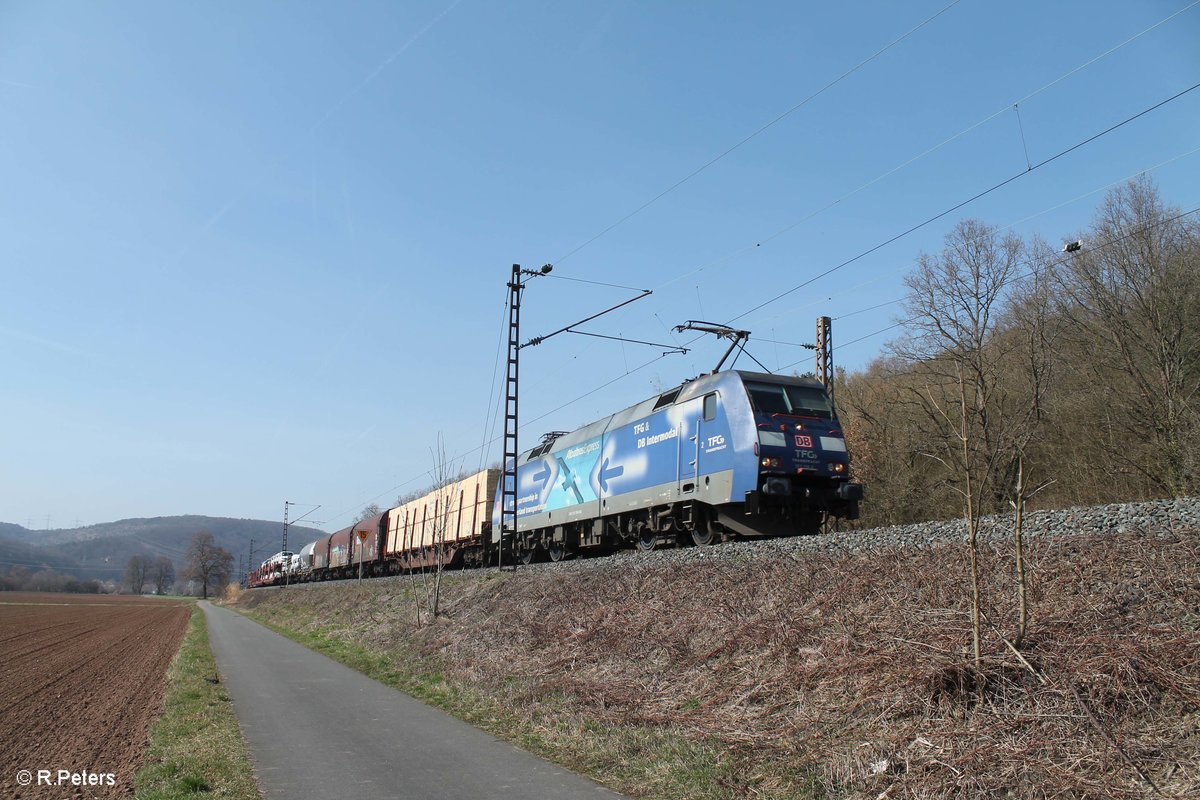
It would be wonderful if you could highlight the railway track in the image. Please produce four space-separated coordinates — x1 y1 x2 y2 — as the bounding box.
254 495 1200 590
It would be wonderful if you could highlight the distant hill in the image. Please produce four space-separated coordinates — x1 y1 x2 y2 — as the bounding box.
0 532 83 575
0 516 327 582
0 522 32 542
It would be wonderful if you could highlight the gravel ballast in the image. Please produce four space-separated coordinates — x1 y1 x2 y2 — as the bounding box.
525 495 1200 573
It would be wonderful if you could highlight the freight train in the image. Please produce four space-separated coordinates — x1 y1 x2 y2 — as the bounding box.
249 370 862 587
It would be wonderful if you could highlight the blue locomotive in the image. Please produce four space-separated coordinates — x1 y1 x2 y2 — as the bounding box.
255 369 864 587
492 369 863 562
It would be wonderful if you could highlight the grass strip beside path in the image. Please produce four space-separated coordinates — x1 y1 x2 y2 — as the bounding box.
238 605 820 800
134 605 260 800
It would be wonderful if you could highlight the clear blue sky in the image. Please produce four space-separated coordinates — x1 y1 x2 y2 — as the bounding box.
3 1 1198 531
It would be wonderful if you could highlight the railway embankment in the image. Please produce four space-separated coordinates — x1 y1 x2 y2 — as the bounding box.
233 498 1200 799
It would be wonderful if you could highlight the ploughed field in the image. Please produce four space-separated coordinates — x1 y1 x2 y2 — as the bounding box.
0 593 191 799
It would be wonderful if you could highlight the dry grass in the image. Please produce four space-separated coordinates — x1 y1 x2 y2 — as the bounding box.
221 582 243 604
238 527 1200 799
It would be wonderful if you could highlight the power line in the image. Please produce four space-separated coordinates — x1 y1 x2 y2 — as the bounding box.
542 274 649 292
726 80 1200 325
322 149 1200 528
321 11 1200 526
778 203 1200 368
0 557 128 573
322 197 1200 525
837 323 907 352
836 300 900 321
752 336 817 349
334 196 1200 524
551 0 964 267
758 141 1200 327
650 1 1200 296
477 295 511 473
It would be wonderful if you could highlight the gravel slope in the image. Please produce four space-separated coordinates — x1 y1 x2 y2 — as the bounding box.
273 496 1200 588
528 495 1200 572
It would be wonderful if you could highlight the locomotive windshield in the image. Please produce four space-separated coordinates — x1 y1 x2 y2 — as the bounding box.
745 381 833 419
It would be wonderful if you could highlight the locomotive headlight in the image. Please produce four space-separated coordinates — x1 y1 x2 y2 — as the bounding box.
830 462 846 473
760 457 780 468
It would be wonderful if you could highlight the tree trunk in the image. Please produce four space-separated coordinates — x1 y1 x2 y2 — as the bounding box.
1013 456 1028 649
960 366 982 668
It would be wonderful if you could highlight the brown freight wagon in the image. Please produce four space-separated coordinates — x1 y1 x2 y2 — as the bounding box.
311 533 332 571
328 527 353 571
349 512 387 578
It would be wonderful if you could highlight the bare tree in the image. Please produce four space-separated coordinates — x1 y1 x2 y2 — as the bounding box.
152 556 176 595
184 532 234 600
997 243 1062 646
840 357 954 526
413 434 463 623
124 555 150 595
356 503 381 523
430 435 458 619
1054 177 1200 497
899 219 1023 666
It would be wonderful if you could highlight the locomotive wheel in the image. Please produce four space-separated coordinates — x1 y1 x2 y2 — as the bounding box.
547 541 571 562
517 545 540 565
691 520 718 546
636 529 659 552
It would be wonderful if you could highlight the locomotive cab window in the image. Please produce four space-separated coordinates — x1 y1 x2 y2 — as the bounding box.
703 392 717 421
745 382 833 419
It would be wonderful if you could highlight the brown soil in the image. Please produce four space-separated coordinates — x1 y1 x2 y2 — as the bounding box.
0 593 191 799
1 591 184 605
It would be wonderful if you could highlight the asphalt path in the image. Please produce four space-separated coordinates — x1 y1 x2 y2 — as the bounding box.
200 601 624 800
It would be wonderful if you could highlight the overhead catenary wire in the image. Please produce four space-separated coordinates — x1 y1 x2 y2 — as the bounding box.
468 5 1200 477
322 103 1197 528
551 0 965 267
477 293 512 472
322 11 1200 527
725 80 1200 325
542 274 650 293
0 557 132 574
757 141 1200 328
336 194 1200 526
535 107 1200 440
648 1 1200 296
776 203 1200 369
563 329 688 355
332 183 1200 525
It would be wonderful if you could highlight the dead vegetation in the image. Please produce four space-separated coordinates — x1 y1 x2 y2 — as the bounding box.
238 526 1200 799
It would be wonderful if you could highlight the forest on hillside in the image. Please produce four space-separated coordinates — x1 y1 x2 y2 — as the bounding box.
838 177 1198 529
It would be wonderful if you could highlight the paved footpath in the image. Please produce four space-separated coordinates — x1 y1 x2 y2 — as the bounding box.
200 601 624 800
